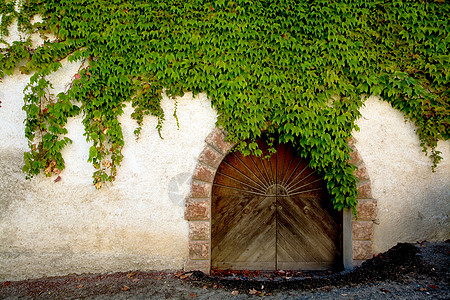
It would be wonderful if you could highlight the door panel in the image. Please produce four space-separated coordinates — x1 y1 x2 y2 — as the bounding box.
211 139 342 270
211 142 277 270
277 195 339 269
212 193 276 269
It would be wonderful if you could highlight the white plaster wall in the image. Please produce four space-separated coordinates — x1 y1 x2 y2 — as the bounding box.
0 60 217 280
353 96 450 254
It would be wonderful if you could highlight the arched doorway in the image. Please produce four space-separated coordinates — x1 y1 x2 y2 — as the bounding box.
211 138 342 270
184 128 377 274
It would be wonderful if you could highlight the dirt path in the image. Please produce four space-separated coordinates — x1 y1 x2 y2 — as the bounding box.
1 241 448 299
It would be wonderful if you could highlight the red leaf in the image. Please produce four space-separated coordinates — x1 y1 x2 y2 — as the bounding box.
429 285 438 289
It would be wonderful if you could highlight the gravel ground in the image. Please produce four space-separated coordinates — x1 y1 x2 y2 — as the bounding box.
1 241 448 299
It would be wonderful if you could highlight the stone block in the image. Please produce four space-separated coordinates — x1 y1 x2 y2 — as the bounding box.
184 259 210 274
354 164 369 181
189 221 210 240
352 221 373 240
353 240 373 260
190 180 212 198
356 199 377 220
348 137 357 148
205 129 234 155
357 181 372 198
198 145 224 168
185 198 210 220
193 163 216 183
348 147 362 165
189 241 210 260
352 260 364 268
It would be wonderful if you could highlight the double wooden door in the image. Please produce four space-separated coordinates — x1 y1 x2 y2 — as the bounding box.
211 139 342 270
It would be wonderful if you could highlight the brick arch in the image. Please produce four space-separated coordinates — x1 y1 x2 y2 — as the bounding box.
184 129 377 273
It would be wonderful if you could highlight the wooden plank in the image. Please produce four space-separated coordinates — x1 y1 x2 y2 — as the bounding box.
212 192 267 244
277 210 335 263
276 229 312 262
214 209 275 262
277 261 335 270
277 194 341 269
232 151 270 189
278 196 338 254
297 196 342 241
215 160 266 195
213 261 276 270
212 192 276 268
212 219 277 270
212 193 257 244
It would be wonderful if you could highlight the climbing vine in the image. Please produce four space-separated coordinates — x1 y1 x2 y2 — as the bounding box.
1 0 448 210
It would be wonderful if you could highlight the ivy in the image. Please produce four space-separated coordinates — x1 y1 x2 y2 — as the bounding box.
1 0 448 212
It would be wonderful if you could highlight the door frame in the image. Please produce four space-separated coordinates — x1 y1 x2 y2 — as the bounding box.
184 129 377 274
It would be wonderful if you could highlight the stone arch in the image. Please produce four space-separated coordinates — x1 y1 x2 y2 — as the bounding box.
184 129 377 273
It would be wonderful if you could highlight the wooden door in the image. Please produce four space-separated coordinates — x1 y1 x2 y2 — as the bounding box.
211 139 342 270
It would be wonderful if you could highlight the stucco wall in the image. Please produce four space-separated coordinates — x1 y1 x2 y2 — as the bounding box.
0 61 218 281
353 96 450 254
